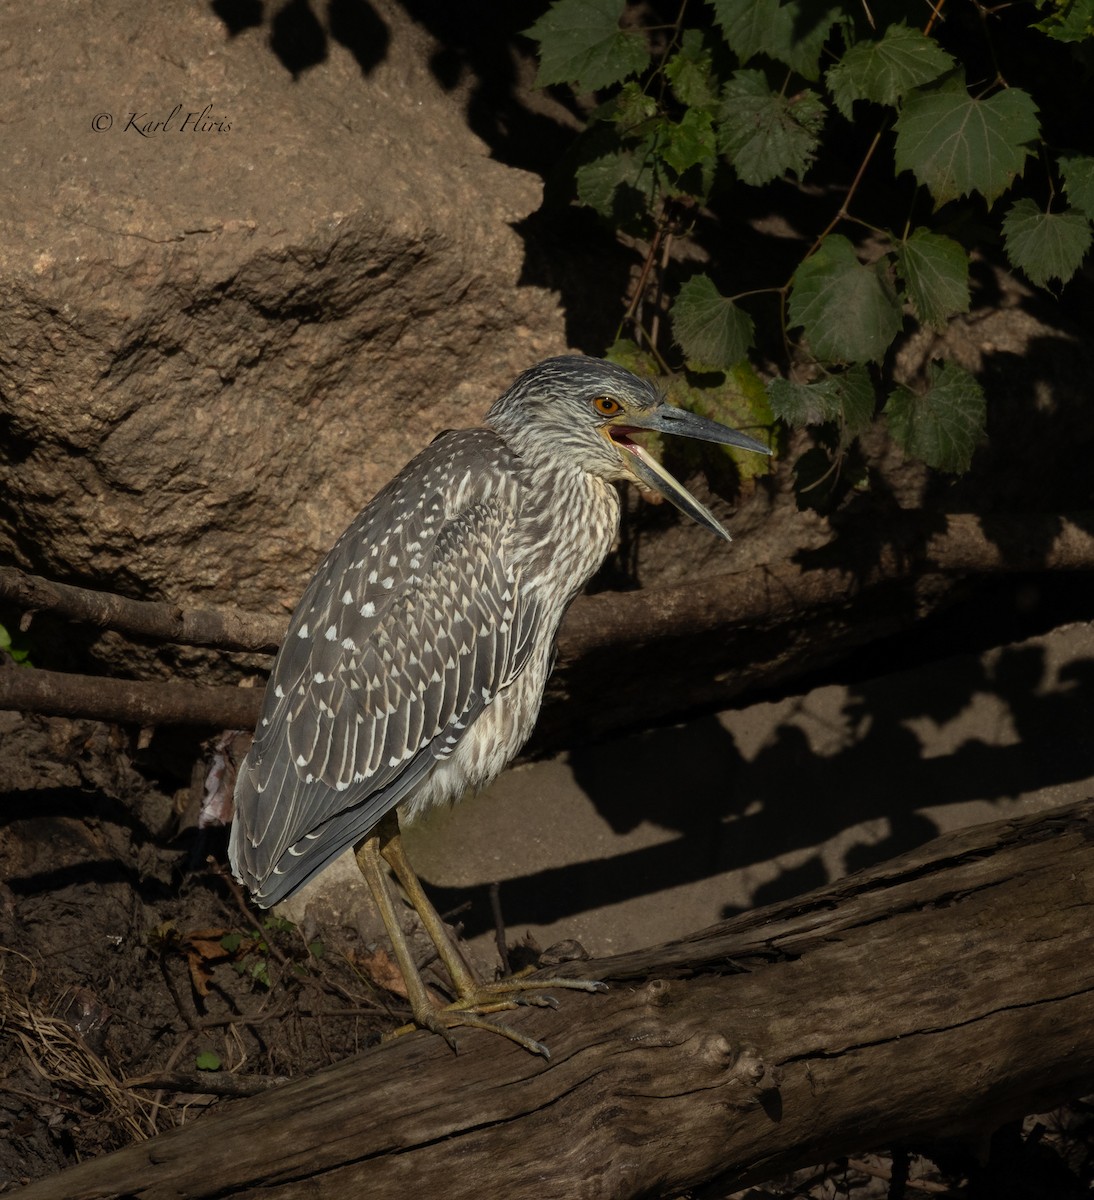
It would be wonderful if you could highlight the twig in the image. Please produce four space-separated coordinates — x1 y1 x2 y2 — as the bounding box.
124 1071 288 1098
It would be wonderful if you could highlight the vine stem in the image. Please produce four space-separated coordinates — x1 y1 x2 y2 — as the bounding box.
924 0 947 36
800 126 885 268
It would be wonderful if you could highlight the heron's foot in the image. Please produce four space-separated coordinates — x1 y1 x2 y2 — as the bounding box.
385 1006 551 1059
474 967 609 1001
442 969 607 1022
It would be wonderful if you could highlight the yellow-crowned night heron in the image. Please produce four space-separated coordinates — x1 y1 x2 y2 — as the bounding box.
230 356 769 1056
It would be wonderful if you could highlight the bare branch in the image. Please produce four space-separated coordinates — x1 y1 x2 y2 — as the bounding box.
0 668 261 729
0 567 283 652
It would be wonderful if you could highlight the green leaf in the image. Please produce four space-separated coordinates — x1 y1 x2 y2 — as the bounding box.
826 24 955 120
661 108 717 176
893 229 970 328
574 139 657 232
835 364 877 435
789 235 904 362
219 932 243 952
607 81 658 132
768 377 833 426
1001 198 1093 287
894 72 1039 206
195 1051 222 1071
667 366 774 480
0 621 32 665
1058 154 1094 222
527 0 650 93
665 29 718 108
604 336 657 375
718 71 826 185
884 360 986 472
1034 0 1094 41
707 0 841 79
671 274 755 367
768 366 875 434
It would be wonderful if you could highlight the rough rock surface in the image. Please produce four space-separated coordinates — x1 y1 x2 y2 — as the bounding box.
0 1 564 616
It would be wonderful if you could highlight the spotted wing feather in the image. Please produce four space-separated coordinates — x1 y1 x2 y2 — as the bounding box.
230 430 539 905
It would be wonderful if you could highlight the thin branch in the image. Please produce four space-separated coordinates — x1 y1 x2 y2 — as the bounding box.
123 1071 288 1098
0 668 262 729
0 567 284 653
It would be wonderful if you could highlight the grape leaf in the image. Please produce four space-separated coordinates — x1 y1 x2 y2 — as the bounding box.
1001 198 1093 287
893 229 970 328
671 274 755 368
768 366 874 433
665 28 718 108
574 138 657 232
661 108 718 176
1058 153 1094 222
527 0 650 92
884 360 985 472
1034 0 1094 41
718 70 826 185
835 364 877 435
607 80 658 132
789 235 904 362
894 72 1039 206
826 24 955 120
768 377 832 427
668 365 774 480
707 0 841 80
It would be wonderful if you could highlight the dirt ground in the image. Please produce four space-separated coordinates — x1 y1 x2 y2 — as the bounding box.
2 683 1092 1198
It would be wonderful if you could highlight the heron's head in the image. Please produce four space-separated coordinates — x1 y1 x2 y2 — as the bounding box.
486 356 771 541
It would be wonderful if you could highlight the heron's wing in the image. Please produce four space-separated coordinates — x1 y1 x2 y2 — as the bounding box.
230 430 541 904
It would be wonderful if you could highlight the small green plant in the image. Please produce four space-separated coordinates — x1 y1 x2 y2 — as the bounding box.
222 917 320 991
526 0 1094 505
0 621 33 666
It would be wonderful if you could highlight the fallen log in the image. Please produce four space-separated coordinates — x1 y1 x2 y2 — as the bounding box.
16 797 1094 1200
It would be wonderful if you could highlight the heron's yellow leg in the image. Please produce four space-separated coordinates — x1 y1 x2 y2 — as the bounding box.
356 815 552 1056
357 812 605 1057
380 817 605 1005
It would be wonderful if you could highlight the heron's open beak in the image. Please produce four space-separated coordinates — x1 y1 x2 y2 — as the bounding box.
606 405 771 542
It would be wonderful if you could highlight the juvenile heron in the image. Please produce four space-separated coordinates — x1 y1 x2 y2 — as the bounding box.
230 356 769 1056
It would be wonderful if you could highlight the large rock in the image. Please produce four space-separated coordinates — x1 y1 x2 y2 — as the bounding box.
0 0 564 618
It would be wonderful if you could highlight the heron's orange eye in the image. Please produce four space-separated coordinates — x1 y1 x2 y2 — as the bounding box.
593 396 623 416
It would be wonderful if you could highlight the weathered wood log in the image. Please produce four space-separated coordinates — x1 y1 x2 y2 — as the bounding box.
17 798 1094 1200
